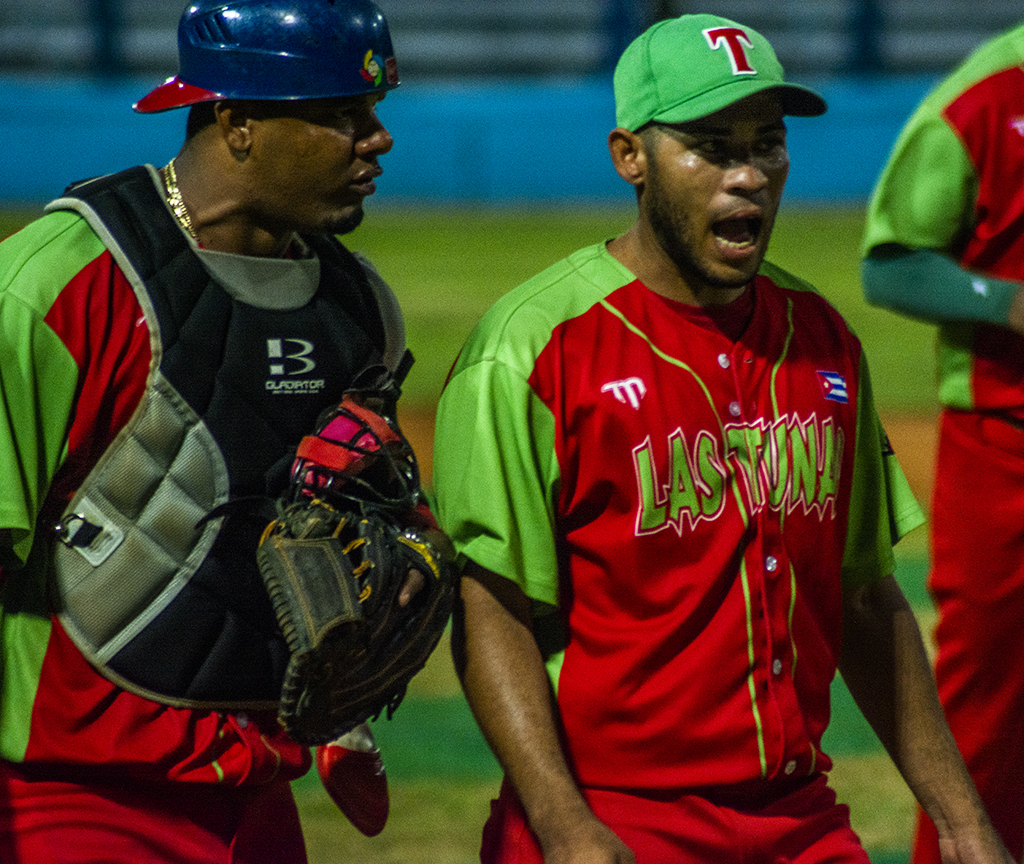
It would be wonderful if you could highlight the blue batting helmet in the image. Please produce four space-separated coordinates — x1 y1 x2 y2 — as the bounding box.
134 0 400 113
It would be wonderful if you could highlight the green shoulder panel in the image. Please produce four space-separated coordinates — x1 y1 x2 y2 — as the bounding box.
0 213 98 557
862 24 1024 256
448 243 634 380
862 114 975 255
435 243 632 607
0 211 105 761
0 211 106 313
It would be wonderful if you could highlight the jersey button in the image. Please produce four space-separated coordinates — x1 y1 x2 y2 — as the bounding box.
772 658 783 675
784 760 797 775
765 555 778 572
729 401 741 417
718 353 730 369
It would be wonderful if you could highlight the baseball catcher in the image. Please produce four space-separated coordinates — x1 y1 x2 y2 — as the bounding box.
257 389 456 747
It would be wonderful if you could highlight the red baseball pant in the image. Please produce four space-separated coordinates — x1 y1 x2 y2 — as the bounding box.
0 760 307 863
913 409 1024 863
481 774 869 863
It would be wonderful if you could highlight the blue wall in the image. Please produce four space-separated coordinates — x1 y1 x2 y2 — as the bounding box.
0 73 937 205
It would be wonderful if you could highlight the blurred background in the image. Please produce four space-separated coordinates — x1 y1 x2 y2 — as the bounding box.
1 0 1022 205
1 3 1015 861
3 0 1019 80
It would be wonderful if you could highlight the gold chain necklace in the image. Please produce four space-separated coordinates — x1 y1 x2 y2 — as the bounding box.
161 159 198 240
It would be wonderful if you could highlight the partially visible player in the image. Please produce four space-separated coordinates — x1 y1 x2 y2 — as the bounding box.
0 0 425 860
433 13 1012 864
861 21 1024 864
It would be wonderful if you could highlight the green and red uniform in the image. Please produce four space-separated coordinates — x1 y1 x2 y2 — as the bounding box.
0 182 396 861
434 243 922 860
862 23 1024 863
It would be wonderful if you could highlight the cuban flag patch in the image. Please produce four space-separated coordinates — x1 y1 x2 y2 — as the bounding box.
817 371 849 404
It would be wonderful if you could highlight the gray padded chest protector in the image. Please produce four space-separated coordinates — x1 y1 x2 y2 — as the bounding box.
44 167 406 708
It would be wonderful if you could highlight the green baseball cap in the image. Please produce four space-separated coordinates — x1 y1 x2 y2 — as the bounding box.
614 14 827 131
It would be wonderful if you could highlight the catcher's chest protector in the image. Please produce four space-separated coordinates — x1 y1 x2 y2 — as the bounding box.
45 166 407 710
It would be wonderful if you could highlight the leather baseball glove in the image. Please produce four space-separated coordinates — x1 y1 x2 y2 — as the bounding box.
257 393 455 746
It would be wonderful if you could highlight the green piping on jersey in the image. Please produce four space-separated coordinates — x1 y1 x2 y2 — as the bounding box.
598 296 770 777
260 733 283 783
598 298 728 439
769 298 795 421
739 556 769 777
788 564 798 679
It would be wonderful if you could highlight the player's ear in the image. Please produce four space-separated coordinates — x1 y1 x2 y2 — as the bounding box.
608 127 647 188
214 100 254 159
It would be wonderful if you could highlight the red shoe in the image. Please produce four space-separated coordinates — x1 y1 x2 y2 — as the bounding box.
316 723 389 836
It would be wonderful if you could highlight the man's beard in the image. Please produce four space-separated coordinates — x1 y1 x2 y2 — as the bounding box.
644 158 763 293
330 205 365 236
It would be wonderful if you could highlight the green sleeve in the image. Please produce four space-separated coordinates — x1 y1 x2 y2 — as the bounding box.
842 353 925 588
862 246 1020 325
0 214 95 564
433 355 561 608
863 22 1024 262
862 113 977 257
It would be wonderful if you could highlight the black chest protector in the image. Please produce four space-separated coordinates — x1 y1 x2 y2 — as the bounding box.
46 166 410 710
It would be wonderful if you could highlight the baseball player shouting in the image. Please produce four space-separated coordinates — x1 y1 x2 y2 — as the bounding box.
0 1 447 860
433 14 1011 864
862 21 1024 864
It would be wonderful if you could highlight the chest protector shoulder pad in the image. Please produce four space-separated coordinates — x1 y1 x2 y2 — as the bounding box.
44 165 408 710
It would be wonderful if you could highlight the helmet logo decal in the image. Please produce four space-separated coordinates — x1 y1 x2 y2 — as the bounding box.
361 49 384 86
135 0 400 112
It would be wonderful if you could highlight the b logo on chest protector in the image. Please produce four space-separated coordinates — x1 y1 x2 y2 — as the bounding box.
266 338 326 394
268 338 316 375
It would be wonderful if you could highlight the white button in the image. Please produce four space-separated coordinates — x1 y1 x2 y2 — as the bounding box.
772 658 783 675
236 713 249 729
718 353 730 369
765 556 778 572
784 760 797 775
729 401 741 416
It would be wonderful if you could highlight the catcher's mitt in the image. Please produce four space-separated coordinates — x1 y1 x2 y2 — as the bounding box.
256 394 456 745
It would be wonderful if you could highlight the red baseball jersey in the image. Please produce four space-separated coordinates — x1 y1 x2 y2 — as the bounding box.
434 242 923 791
863 22 1024 415
0 209 321 784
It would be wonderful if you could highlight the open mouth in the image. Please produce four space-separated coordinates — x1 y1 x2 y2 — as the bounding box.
712 216 762 249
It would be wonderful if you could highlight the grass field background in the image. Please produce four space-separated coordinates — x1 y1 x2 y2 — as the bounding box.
346 203 939 415
0 203 940 862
